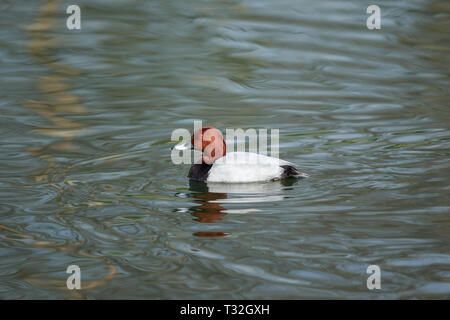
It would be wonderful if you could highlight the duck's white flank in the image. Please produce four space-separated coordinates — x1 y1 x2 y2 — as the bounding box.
207 152 294 183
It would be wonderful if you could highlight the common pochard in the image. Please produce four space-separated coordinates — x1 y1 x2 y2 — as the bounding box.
173 126 308 183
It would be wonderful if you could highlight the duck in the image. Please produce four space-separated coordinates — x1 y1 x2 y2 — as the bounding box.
173 126 308 183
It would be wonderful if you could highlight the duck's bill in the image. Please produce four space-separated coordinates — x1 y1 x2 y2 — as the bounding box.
172 141 193 151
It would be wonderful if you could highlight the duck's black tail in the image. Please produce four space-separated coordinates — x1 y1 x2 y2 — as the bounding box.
280 165 309 179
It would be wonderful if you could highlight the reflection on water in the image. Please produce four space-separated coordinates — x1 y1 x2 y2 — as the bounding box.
13 0 116 297
187 179 297 237
189 180 228 230
0 0 449 299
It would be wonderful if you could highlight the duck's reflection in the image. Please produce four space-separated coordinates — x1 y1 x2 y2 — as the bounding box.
188 180 228 237
188 179 298 238
189 180 227 224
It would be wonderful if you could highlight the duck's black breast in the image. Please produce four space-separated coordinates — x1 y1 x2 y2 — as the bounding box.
188 163 213 181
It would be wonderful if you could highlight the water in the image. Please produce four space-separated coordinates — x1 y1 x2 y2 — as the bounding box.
0 0 449 299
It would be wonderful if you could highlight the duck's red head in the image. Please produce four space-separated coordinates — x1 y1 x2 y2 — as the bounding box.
192 126 226 164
